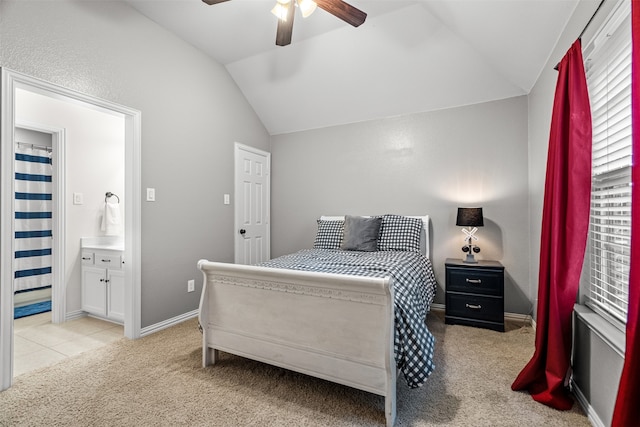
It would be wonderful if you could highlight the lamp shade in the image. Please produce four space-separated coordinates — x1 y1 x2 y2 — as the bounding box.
298 0 317 18
271 0 291 20
456 207 484 227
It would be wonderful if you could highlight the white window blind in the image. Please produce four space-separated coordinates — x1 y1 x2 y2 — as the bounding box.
584 0 632 324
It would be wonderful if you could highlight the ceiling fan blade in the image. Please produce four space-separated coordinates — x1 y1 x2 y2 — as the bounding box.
202 0 231 5
314 0 367 27
275 3 295 46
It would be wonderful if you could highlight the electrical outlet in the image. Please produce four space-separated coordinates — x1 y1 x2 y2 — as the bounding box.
187 279 195 293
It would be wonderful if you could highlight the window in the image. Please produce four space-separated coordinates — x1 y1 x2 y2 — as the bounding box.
583 0 632 325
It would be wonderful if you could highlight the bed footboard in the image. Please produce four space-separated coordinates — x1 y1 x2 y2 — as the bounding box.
197 259 397 426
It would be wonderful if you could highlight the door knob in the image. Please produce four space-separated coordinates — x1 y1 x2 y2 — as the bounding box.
239 229 246 235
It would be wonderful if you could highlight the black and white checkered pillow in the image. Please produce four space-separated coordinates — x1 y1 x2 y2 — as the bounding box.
378 214 423 252
313 219 344 249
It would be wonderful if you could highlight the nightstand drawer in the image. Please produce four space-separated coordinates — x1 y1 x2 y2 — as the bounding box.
445 258 505 332
447 268 502 296
446 293 503 323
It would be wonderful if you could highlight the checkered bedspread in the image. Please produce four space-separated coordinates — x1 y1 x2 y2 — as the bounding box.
258 249 437 388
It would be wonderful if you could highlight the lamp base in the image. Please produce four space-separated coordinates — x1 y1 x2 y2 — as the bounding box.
462 253 478 264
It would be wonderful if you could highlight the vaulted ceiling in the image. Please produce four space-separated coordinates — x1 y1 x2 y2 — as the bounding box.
127 0 579 135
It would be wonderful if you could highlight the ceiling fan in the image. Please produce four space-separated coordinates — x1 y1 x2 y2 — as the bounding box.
202 0 367 47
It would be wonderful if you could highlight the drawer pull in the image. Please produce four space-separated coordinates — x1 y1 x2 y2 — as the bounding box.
466 303 482 310
466 278 482 284
101 259 111 263
82 257 92 261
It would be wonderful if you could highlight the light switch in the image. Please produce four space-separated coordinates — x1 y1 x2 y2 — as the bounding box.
146 188 156 202
73 193 83 205
224 194 230 205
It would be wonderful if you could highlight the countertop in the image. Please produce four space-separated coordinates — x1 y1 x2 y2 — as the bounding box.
81 236 124 252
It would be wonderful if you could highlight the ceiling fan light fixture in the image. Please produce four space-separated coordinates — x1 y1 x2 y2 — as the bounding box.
204 0 367 46
297 0 317 18
271 0 292 21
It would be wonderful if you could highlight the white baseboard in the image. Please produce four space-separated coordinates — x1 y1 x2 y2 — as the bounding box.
63 309 198 337
432 303 533 327
140 309 199 337
65 310 87 321
572 380 605 427
505 311 533 327
431 303 445 312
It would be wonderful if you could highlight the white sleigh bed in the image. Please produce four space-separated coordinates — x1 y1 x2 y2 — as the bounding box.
198 215 436 426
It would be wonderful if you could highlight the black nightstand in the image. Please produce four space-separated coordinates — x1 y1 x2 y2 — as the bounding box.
445 258 505 332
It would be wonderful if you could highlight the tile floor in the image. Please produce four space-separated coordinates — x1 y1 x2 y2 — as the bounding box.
13 312 123 377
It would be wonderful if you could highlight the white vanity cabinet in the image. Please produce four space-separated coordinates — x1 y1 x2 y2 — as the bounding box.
81 248 124 323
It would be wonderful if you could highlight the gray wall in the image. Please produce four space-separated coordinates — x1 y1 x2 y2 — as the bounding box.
271 96 531 314
572 309 624 427
0 1 270 327
527 1 623 424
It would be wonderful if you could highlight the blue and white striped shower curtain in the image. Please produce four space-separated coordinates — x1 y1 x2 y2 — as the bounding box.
14 145 53 293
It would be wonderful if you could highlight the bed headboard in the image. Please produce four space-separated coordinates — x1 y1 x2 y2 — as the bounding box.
319 215 431 259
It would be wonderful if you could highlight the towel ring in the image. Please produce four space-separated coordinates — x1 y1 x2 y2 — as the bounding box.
105 192 120 203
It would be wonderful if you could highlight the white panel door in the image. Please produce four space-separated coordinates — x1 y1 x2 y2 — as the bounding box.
234 143 270 265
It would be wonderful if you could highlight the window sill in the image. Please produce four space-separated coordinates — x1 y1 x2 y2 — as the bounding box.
574 304 626 358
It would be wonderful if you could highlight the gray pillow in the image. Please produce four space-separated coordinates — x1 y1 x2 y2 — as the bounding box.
340 215 382 251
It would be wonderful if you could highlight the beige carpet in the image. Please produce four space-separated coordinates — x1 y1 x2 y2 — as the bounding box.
1 312 590 426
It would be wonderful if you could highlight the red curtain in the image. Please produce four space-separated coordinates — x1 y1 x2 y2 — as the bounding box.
612 1 640 425
511 40 592 410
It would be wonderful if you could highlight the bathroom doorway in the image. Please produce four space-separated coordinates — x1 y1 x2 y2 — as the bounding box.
13 126 57 323
1 69 142 390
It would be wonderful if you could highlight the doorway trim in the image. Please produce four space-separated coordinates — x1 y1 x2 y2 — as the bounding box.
1 68 142 390
14 120 66 324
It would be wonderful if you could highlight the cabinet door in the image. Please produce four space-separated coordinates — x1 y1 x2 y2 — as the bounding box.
82 267 107 316
107 269 125 323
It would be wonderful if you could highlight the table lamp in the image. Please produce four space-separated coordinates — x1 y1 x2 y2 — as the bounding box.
456 207 484 263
